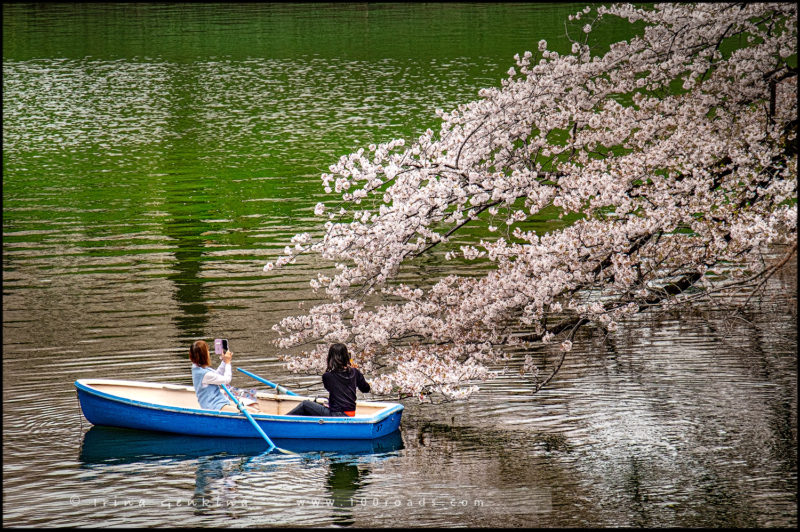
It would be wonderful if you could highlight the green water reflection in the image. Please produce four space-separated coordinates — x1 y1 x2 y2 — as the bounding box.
3 3 582 61
3 2 595 332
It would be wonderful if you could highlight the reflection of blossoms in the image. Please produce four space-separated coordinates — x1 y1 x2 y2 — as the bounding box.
268 4 797 400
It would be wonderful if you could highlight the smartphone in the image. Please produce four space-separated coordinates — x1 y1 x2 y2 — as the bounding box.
214 339 229 355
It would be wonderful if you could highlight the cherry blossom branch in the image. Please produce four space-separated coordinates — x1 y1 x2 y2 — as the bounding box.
265 2 797 400
532 318 588 393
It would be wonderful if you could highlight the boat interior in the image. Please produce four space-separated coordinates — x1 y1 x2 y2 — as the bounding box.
87 381 388 418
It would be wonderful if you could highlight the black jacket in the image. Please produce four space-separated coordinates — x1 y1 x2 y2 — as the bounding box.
322 367 370 413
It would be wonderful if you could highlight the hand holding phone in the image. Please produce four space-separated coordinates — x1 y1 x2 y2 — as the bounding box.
214 339 230 357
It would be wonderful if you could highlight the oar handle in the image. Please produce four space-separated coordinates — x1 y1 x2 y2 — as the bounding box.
237 367 298 396
220 384 275 452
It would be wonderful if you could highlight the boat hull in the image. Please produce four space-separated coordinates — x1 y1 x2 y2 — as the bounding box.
75 379 403 440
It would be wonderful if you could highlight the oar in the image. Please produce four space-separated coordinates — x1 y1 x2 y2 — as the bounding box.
220 383 294 455
237 367 298 396
238 367 329 409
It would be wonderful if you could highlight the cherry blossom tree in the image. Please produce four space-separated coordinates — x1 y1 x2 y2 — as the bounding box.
265 3 797 400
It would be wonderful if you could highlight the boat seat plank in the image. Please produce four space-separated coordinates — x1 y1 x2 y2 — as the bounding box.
90 383 385 417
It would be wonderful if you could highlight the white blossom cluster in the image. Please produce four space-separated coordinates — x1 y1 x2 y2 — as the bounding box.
266 3 797 400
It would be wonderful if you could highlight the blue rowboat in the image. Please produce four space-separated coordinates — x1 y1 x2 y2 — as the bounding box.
75 378 403 440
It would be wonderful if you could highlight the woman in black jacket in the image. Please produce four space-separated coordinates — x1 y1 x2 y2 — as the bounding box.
287 343 370 417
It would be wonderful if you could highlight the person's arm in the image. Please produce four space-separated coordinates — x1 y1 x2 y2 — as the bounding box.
202 360 232 386
322 372 335 394
355 369 370 393
318 372 332 405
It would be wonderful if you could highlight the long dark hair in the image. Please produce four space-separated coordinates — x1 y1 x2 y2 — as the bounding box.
326 343 351 372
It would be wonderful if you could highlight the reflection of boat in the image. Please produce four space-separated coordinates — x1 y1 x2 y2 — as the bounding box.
75 379 403 440
79 426 405 464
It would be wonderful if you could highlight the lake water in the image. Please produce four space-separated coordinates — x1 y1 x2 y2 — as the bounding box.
2 3 797 527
